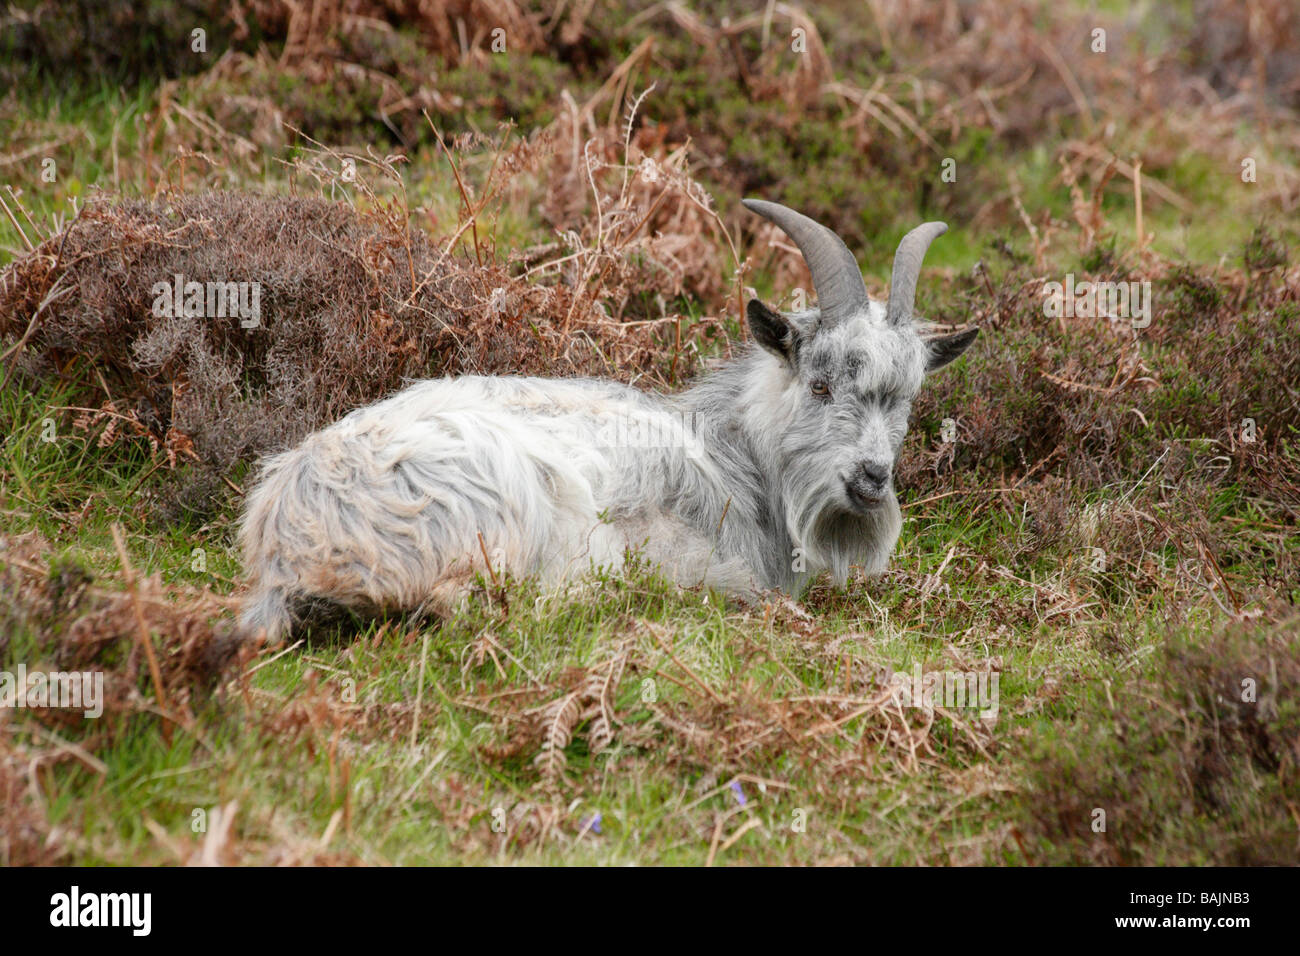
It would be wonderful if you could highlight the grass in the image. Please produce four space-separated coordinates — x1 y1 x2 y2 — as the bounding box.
4 363 1292 865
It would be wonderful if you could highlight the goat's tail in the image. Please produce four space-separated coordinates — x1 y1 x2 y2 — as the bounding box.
239 586 293 644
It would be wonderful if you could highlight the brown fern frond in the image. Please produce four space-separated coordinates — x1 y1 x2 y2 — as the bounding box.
533 691 583 784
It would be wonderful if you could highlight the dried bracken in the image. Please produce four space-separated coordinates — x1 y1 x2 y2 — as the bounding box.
0 529 245 728
467 620 995 800
0 176 725 519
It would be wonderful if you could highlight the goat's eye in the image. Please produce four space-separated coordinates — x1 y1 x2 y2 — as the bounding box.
810 380 830 398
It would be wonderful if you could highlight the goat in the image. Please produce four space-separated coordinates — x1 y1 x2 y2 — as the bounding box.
238 200 979 641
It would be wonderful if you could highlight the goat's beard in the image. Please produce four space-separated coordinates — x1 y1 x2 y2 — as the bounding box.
786 474 903 585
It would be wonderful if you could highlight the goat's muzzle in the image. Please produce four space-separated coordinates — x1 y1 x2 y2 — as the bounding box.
845 462 891 511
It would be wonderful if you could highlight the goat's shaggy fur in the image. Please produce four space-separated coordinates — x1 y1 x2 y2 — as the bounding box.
239 202 978 641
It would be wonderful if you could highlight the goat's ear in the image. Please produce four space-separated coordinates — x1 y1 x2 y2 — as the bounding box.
747 299 797 364
925 327 979 373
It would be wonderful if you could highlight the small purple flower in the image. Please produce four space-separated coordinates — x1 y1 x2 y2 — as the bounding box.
582 812 602 834
730 781 747 806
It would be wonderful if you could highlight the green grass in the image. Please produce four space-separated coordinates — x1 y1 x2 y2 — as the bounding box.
4 362 1292 864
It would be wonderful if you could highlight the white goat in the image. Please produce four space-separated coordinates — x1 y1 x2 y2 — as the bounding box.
238 200 979 640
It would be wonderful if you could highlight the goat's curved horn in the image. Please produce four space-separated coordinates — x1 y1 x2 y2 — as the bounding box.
742 199 868 326
886 221 947 326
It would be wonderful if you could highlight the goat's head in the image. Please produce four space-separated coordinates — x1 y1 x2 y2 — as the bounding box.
741 199 978 572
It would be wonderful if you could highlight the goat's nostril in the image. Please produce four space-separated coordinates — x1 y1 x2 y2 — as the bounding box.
846 462 891 509
859 463 890 488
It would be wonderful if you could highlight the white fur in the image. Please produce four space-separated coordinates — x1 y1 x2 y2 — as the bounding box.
238 260 971 640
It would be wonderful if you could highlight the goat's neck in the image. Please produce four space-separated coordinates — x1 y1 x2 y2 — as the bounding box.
672 348 794 523
676 346 790 448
